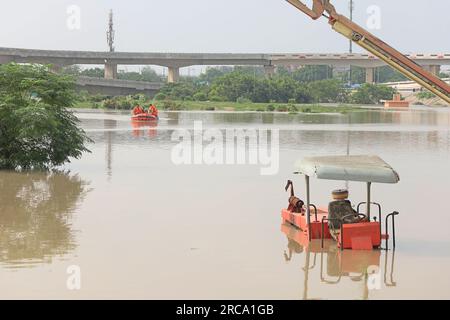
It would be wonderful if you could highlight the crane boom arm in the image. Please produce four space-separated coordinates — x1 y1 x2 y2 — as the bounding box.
286 0 450 104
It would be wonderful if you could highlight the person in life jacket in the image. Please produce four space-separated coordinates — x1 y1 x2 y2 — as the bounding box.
148 104 159 118
132 105 145 116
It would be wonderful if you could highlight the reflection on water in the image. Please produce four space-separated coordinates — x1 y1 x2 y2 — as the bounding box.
75 108 450 130
104 119 116 180
1 108 450 299
131 120 159 138
0 171 89 269
281 223 397 300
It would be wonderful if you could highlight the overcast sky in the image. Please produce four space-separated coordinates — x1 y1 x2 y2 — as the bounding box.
1 0 449 54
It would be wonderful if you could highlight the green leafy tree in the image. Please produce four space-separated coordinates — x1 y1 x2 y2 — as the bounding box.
193 92 208 101
416 90 436 100
140 67 162 82
118 67 162 82
210 71 258 102
266 76 299 103
199 67 234 84
118 71 142 81
291 65 333 82
0 63 91 170
351 83 396 104
159 82 201 100
376 66 407 83
338 66 365 84
80 67 104 78
308 79 348 103
294 85 313 103
62 65 82 76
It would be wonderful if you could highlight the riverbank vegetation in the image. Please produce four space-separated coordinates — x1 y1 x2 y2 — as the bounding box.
154 67 397 105
74 92 362 114
66 64 448 84
0 63 91 170
73 66 399 112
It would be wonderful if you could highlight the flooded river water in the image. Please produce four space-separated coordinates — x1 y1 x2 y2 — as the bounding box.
1 107 450 299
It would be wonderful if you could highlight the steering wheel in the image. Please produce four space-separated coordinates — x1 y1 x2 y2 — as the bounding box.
341 213 367 224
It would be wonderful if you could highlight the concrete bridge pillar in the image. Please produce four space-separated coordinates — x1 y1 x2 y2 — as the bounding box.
431 65 441 76
0 56 13 64
104 63 118 79
424 65 441 76
167 66 180 83
264 65 276 78
365 67 375 84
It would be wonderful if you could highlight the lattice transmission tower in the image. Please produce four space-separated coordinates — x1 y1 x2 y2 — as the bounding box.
107 10 115 52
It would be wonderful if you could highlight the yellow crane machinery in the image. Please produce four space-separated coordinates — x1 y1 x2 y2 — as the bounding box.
286 0 450 104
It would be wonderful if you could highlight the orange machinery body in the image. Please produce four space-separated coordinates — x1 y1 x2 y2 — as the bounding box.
281 208 382 250
281 222 332 252
282 208 330 240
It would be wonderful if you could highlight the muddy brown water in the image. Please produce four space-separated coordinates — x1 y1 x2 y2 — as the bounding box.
1 107 450 299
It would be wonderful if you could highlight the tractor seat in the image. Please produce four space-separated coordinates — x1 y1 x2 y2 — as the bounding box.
328 200 360 241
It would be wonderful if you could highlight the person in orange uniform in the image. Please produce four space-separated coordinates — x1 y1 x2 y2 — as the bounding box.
148 104 159 119
132 105 145 116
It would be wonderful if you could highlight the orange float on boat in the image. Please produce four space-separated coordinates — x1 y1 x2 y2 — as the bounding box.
131 114 159 122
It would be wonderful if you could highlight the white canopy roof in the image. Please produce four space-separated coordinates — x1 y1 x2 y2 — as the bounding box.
294 155 400 184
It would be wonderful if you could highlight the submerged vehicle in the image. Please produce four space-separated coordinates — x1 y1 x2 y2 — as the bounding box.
282 155 400 250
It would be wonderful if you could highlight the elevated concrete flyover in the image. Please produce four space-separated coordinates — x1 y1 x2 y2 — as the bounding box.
0 47 270 82
0 47 270 66
1 47 449 84
271 53 450 83
76 76 164 96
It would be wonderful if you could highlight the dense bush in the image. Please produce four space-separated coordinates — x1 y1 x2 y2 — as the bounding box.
209 95 225 102
266 104 275 112
300 106 312 113
73 66 402 109
90 94 110 102
276 105 288 112
351 83 396 104
154 93 167 101
308 79 348 103
288 105 299 113
160 100 182 111
236 97 252 104
294 86 313 103
193 92 208 101
416 90 435 100
194 71 350 105
102 95 148 110
159 82 200 101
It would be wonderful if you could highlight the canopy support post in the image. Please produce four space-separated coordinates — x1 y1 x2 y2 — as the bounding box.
367 182 372 220
305 175 311 241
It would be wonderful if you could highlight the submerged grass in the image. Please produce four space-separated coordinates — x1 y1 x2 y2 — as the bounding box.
74 99 367 114
152 101 366 114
